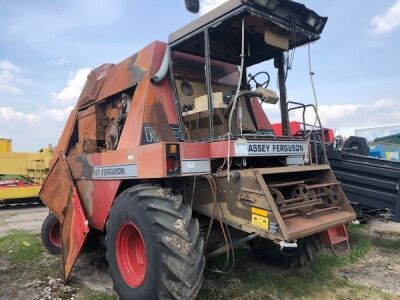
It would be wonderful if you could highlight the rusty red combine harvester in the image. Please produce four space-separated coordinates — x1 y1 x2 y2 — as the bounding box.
40 0 356 299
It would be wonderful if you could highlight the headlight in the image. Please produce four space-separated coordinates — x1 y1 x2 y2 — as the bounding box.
306 14 318 28
306 14 328 34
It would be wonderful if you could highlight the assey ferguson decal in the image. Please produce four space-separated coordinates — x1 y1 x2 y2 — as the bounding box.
235 140 306 156
91 164 137 179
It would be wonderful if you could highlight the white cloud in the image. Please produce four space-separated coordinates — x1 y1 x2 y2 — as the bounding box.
0 106 73 124
0 59 29 95
370 0 400 35
41 106 74 122
0 64 86 150
0 106 75 150
0 107 39 123
54 67 91 104
0 59 21 72
200 0 228 15
264 98 400 130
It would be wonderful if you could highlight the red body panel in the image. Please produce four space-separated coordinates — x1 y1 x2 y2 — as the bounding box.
272 121 335 143
116 43 179 150
250 99 273 130
62 187 89 280
75 180 120 230
180 142 210 159
210 141 235 158
272 121 302 137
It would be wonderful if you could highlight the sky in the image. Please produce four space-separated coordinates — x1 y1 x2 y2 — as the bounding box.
0 0 399 151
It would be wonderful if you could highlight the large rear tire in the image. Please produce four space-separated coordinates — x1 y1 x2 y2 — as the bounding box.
105 185 205 300
41 213 62 255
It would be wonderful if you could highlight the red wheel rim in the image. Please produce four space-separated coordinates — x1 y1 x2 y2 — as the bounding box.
116 222 147 288
49 222 61 248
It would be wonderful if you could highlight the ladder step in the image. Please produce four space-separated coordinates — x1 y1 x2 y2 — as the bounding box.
322 225 349 245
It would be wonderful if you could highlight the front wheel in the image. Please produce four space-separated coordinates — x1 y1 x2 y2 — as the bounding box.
105 185 205 300
41 213 62 255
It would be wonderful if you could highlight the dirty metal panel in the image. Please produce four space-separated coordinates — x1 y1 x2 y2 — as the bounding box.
40 155 90 281
97 53 145 101
67 149 135 180
67 143 166 180
135 143 166 178
141 123 181 145
75 180 120 230
39 156 74 219
180 141 210 159
284 211 355 240
77 63 113 108
181 159 210 174
77 41 168 109
257 165 356 240
258 164 331 174
62 186 89 281
53 109 78 161
140 81 180 144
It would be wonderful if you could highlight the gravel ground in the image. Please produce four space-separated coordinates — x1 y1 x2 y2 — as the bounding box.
341 247 400 296
0 206 48 237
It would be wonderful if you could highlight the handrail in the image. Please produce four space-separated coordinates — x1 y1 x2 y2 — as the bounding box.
287 101 328 164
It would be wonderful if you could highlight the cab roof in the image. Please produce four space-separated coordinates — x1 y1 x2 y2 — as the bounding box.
169 0 327 66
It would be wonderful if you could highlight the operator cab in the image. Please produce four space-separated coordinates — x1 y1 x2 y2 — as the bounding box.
168 0 327 141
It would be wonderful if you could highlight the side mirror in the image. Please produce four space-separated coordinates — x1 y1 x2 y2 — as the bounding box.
185 0 200 13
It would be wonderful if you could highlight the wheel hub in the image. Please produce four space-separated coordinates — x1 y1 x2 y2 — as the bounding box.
49 222 61 248
116 222 147 288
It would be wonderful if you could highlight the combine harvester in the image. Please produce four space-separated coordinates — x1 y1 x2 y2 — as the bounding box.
0 138 52 205
40 1 356 299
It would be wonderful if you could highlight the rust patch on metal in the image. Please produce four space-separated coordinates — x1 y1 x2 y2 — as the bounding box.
39 156 74 219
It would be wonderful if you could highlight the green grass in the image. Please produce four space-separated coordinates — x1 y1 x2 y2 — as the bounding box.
199 227 373 299
347 230 372 262
348 223 400 250
372 237 400 250
78 289 117 300
0 231 43 263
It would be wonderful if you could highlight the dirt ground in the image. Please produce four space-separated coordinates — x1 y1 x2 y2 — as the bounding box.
1 207 399 300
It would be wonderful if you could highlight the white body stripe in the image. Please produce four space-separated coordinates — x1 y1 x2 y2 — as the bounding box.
235 140 307 157
91 164 138 179
181 159 211 174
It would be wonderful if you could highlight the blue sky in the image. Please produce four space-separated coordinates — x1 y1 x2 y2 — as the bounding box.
0 0 399 151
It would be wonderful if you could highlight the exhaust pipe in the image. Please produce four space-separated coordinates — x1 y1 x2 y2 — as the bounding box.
150 46 171 86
